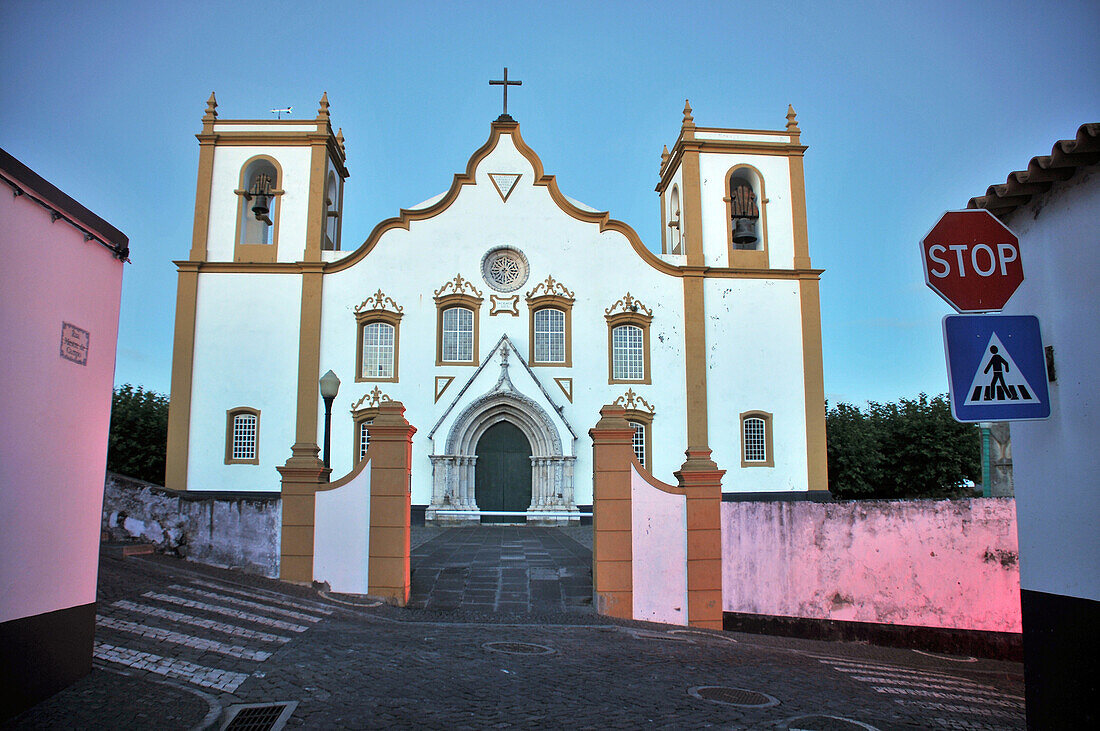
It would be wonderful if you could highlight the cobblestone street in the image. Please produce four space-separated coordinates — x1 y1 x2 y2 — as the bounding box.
4 528 1026 730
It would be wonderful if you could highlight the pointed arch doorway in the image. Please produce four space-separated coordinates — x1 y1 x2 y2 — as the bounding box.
474 421 532 523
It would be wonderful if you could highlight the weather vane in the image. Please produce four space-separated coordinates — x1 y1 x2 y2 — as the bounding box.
269 107 293 120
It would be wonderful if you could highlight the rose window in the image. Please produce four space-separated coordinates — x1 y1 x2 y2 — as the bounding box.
481 246 529 292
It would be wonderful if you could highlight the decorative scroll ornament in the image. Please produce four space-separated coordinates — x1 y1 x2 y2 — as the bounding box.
350 386 392 412
605 292 653 317
354 289 403 314
614 388 655 414
434 273 484 299
526 274 574 300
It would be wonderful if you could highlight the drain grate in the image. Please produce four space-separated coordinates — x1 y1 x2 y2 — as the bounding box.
221 701 298 731
483 641 555 655
688 685 779 708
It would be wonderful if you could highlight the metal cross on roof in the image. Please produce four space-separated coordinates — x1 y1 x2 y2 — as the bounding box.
489 67 522 120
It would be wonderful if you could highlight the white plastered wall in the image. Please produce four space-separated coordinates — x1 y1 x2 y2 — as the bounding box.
1001 167 1099 602
318 129 689 504
697 153 795 269
205 145 314 262
188 273 302 491
313 460 371 594
703 277 809 491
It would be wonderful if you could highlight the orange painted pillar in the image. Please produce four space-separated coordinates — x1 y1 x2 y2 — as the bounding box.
367 401 416 605
589 405 635 620
675 448 725 629
277 443 330 584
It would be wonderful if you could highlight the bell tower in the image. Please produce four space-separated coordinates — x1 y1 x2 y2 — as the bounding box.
187 92 349 265
656 102 812 272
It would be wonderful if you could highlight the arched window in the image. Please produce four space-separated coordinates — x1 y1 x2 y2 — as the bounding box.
605 293 653 385
526 275 574 367
612 325 645 381
357 418 373 462
533 308 566 363
442 307 474 363
668 185 682 254
360 322 395 379
740 410 774 467
434 275 483 366
353 291 402 383
629 420 647 467
225 407 260 465
324 172 340 251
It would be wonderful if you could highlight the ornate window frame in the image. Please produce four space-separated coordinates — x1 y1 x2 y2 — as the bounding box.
526 275 574 367
740 410 774 467
350 387 391 463
354 290 403 383
434 275 483 366
225 407 260 465
233 155 285 264
605 293 653 385
615 389 655 469
725 164 769 269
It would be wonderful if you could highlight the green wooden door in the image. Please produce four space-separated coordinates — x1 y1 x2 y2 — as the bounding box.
475 422 532 524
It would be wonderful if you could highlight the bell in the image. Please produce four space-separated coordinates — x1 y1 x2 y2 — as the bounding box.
251 192 270 220
732 217 757 245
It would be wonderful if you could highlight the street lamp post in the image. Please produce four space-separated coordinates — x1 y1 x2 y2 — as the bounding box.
319 370 341 470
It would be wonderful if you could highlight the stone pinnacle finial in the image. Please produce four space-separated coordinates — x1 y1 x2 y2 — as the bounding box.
317 92 330 120
682 99 694 127
786 104 800 134
660 144 669 169
336 127 345 152
203 92 218 120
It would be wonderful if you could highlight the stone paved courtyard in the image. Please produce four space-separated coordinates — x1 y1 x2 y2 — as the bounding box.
3 529 1026 730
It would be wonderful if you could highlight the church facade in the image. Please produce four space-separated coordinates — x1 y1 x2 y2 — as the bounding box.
165 92 827 522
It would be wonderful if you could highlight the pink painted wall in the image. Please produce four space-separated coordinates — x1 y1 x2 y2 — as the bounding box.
722 499 1021 633
631 462 688 625
0 184 124 623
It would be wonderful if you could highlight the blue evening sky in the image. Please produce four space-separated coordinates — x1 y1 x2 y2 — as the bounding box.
2 0 1096 407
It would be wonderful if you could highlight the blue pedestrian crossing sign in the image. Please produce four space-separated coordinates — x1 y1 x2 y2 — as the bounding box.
943 315 1050 422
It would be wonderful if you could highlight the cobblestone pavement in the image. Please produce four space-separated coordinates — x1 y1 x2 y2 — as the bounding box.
4 530 1025 730
410 527 592 613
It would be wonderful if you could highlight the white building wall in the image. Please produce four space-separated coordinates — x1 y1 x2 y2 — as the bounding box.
1001 167 1099 602
703 278 809 491
189 273 302 491
319 131 689 504
697 153 795 269
205 146 314 262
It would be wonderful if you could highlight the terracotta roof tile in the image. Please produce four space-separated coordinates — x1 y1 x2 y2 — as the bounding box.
968 123 1100 217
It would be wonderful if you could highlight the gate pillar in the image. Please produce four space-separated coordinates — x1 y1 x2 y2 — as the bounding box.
367 401 416 605
589 405 636 620
675 449 725 629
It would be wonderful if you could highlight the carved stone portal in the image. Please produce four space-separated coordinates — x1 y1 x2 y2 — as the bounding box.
427 346 577 525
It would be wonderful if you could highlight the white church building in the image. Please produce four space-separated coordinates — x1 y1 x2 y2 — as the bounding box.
165 90 828 522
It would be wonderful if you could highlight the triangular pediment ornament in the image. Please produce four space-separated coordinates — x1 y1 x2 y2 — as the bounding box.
489 173 521 202
554 377 573 402
427 334 576 446
435 376 455 402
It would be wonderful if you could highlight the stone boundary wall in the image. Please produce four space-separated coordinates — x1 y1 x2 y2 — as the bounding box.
722 497 1021 634
102 473 280 578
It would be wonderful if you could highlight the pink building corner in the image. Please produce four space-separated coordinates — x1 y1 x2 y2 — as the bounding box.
0 148 127 719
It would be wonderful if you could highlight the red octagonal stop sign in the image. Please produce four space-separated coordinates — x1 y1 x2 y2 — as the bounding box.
921 209 1023 312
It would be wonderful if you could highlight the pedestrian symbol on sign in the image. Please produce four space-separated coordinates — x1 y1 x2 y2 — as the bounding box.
943 314 1049 422
963 333 1039 406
